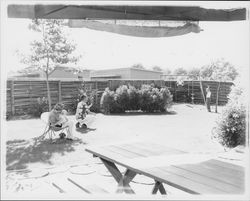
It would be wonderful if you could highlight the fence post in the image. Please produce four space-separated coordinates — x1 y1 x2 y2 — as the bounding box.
58 81 62 102
10 80 15 116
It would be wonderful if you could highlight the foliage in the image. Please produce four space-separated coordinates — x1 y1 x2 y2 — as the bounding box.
200 58 238 81
187 67 200 80
115 85 130 112
19 19 80 110
100 84 173 114
163 68 172 75
100 88 120 113
67 88 98 114
152 66 163 72
29 97 49 117
131 63 145 69
128 85 141 110
173 67 188 75
212 84 246 148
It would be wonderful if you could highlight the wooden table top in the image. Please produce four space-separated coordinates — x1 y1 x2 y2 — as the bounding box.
85 141 245 194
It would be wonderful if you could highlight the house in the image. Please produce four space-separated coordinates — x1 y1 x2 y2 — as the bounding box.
8 66 163 81
90 67 163 81
8 66 92 81
49 66 91 81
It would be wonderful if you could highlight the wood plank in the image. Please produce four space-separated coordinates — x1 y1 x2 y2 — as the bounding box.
102 145 144 158
100 158 123 183
159 165 243 194
121 142 186 157
83 185 109 194
67 178 91 194
152 181 167 194
174 162 244 188
143 167 225 194
198 160 244 181
143 142 187 154
87 146 134 160
206 159 244 172
121 143 162 156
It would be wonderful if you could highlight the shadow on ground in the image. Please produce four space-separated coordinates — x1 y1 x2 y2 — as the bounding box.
6 138 86 170
75 127 97 134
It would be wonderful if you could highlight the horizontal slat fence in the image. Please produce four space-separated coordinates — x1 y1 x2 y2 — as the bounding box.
6 79 233 116
163 80 234 105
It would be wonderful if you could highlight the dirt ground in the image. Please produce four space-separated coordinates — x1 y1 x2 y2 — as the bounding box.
2 103 248 199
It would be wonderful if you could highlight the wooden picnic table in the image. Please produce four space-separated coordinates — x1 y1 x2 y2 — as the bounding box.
85 141 245 195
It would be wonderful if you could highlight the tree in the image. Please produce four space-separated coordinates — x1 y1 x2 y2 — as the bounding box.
200 59 238 81
131 63 145 69
163 68 172 75
200 59 239 112
173 67 187 75
152 66 163 72
187 67 200 80
19 19 80 110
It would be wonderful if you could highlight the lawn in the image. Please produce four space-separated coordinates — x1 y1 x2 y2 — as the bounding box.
2 103 245 198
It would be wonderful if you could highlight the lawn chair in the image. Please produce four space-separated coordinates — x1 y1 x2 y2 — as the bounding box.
35 112 69 142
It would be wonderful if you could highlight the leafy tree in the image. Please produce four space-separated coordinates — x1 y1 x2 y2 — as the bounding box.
152 66 163 72
173 67 187 75
187 67 200 80
131 63 145 69
19 19 80 110
200 59 238 81
200 59 238 112
163 68 172 75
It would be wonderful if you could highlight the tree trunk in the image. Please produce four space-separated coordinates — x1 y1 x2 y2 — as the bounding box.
199 77 206 105
46 73 52 111
215 81 221 113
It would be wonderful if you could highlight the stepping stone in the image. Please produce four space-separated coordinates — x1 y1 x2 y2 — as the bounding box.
69 165 96 175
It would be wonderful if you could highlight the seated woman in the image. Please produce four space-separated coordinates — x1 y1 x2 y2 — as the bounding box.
48 103 74 140
75 94 94 129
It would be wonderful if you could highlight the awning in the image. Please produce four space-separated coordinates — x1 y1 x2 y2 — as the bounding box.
68 20 202 37
7 4 247 21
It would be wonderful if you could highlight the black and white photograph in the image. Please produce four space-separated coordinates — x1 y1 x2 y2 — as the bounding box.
0 1 249 200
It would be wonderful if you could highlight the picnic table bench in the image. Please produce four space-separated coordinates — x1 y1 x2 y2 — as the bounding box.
85 141 245 195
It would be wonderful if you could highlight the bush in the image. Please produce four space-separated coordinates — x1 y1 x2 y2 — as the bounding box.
100 88 121 114
100 84 173 114
128 85 141 110
30 97 49 117
67 89 99 114
212 84 246 148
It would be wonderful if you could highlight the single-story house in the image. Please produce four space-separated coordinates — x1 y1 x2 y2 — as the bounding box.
90 67 163 81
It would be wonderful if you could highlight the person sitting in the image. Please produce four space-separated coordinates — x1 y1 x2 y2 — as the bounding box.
75 94 93 129
48 103 74 140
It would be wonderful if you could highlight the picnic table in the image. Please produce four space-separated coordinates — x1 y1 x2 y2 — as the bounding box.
85 141 245 195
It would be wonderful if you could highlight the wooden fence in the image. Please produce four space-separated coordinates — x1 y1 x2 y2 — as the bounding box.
6 79 233 116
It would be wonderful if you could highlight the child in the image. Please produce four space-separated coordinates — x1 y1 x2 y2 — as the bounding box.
75 94 93 129
48 103 74 140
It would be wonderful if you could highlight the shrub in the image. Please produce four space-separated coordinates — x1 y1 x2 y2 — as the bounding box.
67 89 99 114
67 93 81 114
100 84 173 114
30 97 49 117
128 85 141 110
212 84 246 148
115 85 130 112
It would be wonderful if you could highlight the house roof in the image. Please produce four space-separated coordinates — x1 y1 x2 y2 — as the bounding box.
92 67 163 74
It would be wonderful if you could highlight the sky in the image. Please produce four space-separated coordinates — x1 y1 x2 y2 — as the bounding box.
1 1 250 78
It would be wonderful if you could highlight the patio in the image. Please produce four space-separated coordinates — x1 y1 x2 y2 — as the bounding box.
3 104 246 198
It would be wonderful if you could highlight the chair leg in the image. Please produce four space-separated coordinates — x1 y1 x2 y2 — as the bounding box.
35 126 50 141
